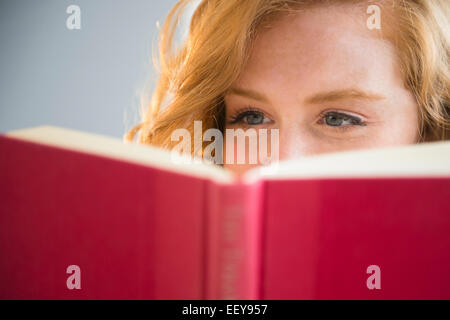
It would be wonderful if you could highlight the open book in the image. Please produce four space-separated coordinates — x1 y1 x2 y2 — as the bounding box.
1 126 449 299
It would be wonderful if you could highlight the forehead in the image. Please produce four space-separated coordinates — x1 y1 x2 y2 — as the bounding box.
237 4 399 95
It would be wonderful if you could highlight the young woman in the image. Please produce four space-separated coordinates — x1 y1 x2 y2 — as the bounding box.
126 0 449 176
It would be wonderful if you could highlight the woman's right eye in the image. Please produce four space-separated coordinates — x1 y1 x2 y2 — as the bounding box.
229 110 271 125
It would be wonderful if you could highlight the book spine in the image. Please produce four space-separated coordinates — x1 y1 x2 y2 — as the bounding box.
204 181 264 300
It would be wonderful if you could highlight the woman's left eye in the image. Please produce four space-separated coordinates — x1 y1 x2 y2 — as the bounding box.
321 111 365 128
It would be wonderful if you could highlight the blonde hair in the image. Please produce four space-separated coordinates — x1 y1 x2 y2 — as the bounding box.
126 0 450 154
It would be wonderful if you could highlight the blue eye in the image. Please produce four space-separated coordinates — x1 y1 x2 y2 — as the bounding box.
229 110 271 125
323 111 364 127
245 112 265 125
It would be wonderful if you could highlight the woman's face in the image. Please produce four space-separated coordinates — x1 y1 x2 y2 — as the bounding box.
223 5 419 176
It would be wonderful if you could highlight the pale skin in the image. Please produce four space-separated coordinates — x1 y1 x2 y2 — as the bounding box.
223 5 419 176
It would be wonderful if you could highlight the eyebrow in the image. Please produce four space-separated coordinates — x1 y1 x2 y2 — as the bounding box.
305 88 385 104
226 87 385 104
226 87 270 103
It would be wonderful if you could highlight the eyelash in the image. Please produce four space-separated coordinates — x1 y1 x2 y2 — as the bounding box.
227 106 367 129
228 107 269 125
317 110 367 129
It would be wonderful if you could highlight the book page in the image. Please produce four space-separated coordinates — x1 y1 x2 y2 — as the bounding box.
245 141 450 182
6 126 234 184
8 126 450 184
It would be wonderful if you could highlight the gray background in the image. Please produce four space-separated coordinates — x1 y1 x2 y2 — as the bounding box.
0 0 193 138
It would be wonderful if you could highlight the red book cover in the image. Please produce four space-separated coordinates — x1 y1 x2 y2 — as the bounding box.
0 126 449 299
0 132 209 299
261 178 450 299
